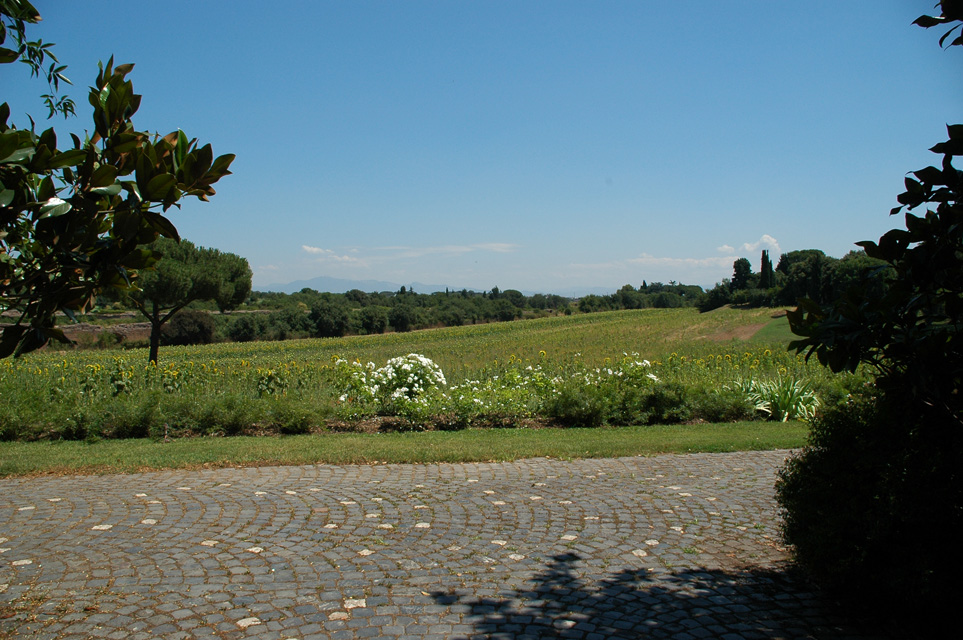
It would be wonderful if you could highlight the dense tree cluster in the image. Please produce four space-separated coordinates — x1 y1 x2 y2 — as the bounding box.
698 249 891 311
578 282 704 313
224 286 573 343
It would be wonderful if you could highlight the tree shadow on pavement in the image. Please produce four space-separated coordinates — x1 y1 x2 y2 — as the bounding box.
432 553 918 640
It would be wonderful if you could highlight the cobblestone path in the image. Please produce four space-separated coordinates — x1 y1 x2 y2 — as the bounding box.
1 451 899 639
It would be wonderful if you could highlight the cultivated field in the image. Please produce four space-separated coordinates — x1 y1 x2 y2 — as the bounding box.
0 307 860 475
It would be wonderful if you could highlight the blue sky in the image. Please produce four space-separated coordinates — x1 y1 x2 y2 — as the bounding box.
3 1 959 294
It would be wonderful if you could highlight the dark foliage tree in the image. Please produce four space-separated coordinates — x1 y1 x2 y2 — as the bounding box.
779 2 963 614
0 4 233 357
229 313 268 343
125 237 251 363
758 250 774 289
358 305 388 334
388 304 415 332
162 308 215 346
267 306 312 340
309 299 351 338
775 250 835 305
730 258 752 291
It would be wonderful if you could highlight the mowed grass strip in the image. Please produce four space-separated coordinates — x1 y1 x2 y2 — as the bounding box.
0 421 807 477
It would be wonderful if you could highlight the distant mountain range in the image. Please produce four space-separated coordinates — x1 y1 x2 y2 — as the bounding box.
258 275 615 298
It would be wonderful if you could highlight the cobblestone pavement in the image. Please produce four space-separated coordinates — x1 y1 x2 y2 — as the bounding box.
0 451 903 639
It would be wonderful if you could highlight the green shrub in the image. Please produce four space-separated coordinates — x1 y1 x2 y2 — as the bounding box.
228 313 270 342
545 381 609 427
266 401 322 435
268 307 313 340
198 394 260 436
311 300 352 338
163 310 216 346
687 388 755 422
776 389 963 613
96 394 161 439
638 382 691 424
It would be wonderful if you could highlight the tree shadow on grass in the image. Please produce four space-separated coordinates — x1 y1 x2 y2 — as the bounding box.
432 553 919 639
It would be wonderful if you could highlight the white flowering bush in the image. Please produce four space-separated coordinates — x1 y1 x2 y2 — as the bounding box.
332 358 378 419
333 354 447 425
443 364 556 426
370 353 447 401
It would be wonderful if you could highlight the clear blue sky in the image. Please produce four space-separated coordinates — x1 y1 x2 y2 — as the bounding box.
3 1 959 294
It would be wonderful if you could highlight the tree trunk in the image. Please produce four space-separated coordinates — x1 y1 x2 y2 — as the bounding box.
149 319 161 365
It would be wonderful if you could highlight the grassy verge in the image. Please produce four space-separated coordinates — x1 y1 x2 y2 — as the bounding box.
0 421 807 477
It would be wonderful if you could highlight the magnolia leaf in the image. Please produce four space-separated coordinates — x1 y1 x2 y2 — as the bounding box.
0 132 20 161
89 164 119 188
913 15 946 28
913 166 944 185
38 197 72 218
143 210 180 240
48 148 86 169
145 173 176 200
90 183 122 197
209 153 236 177
939 24 962 47
2 147 35 163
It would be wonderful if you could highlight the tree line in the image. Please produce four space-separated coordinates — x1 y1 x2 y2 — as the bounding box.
698 248 891 312
107 243 893 355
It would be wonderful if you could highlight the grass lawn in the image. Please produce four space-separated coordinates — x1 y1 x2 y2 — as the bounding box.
0 421 808 477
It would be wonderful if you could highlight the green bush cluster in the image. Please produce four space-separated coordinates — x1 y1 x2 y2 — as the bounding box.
329 351 828 431
776 389 962 612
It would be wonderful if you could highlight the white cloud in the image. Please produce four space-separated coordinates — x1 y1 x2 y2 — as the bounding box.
380 243 519 259
626 253 735 268
303 242 521 264
717 244 735 254
472 242 518 253
301 245 362 263
739 234 781 255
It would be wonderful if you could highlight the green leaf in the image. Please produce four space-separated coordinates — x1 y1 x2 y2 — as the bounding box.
1 147 33 163
145 173 176 200
0 47 18 64
38 127 56 151
0 132 19 162
48 148 86 169
209 153 236 177
913 165 944 185
37 175 55 201
913 15 946 28
143 210 180 240
38 198 71 218
89 164 119 188
90 183 122 197
0 189 13 207
176 130 190 166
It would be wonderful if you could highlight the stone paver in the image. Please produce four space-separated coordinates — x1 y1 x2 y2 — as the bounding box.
0 451 903 638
